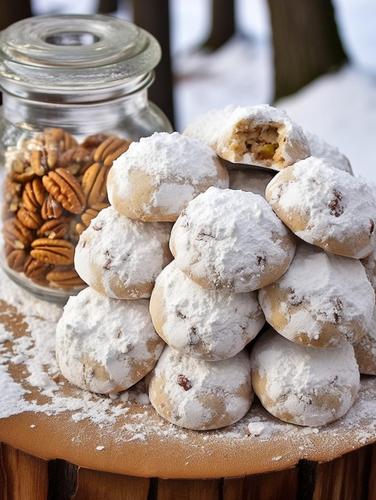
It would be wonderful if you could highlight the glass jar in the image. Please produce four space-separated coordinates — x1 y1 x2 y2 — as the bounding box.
0 14 172 302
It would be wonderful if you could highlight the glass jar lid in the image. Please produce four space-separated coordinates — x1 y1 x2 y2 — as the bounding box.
0 15 161 99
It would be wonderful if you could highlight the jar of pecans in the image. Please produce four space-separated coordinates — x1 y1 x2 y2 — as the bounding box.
0 15 172 301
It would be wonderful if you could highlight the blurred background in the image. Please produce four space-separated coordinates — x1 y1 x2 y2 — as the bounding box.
1 0 376 178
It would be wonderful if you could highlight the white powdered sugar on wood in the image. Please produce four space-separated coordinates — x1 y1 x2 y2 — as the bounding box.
153 260 264 360
259 244 375 344
266 157 376 258
171 187 295 292
75 206 171 298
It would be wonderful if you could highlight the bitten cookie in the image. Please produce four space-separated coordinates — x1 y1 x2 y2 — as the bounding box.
149 347 253 430
170 187 296 292
265 157 376 259
251 329 360 427
184 104 310 170
150 261 265 360
56 287 164 394
305 131 352 174
74 206 171 299
354 310 376 376
258 244 374 348
229 168 274 197
107 132 229 222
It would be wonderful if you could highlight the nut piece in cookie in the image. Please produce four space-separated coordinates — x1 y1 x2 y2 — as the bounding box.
184 105 310 170
107 132 229 222
56 287 164 394
74 206 172 299
251 329 360 427
265 156 376 259
149 346 253 430
170 187 295 292
258 244 375 348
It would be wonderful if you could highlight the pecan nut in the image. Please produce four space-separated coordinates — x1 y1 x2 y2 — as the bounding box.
58 146 93 176
81 163 109 207
24 257 51 285
42 168 85 214
10 158 35 183
41 194 63 220
37 217 69 239
93 136 130 167
7 248 28 272
22 178 47 212
3 177 22 216
3 218 33 249
16 207 43 229
81 133 109 150
30 238 75 266
30 128 78 175
46 266 85 289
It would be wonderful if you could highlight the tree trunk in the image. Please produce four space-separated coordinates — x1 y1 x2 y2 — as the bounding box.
203 0 236 50
133 0 175 128
267 0 347 100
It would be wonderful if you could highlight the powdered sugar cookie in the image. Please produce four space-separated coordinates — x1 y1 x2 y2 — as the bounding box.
258 244 374 348
75 207 171 299
251 329 360 427
305 131 352 174
265 157 376 259
56 287 164 394
149 347 252 430
229 168 274 197
170 187 296 292
107 132 229 222
184 105 310 170
150 261 265 361
362 247 376 291
354 310 376 376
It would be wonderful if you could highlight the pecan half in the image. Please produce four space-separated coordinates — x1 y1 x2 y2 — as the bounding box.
4 177 22 215
3 218 33 249
37 217 69 239
41 194 63 220
42 168 85 214
24 257 51 285
58 146 93 176
16 207 42 230
75 203 109 235
10 158 35 183
7 248 28 272
82 163 109 207
22 178 47 212
32 128 78 175
46 267 85 289
93 136 130 167
81 133 109 150
30 238 75 266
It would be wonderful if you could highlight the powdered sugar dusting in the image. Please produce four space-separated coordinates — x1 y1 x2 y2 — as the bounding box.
171 187 296 292
305 131 352 174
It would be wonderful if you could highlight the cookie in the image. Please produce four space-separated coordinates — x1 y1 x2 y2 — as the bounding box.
56 287 164 394
228 168 274 197
184 104 310 170
107 132 229 222
265 157 376 259
150 260 265 360
258 244 374 348
305 131 352 174
149 347 253 430
354 310 376 376
74 206 172 299
170 187 296 292
251 329 360 427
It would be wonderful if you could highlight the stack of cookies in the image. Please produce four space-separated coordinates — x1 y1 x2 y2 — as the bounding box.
55 104 376 431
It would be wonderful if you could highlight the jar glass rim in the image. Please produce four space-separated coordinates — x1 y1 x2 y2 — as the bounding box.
0 14 161 95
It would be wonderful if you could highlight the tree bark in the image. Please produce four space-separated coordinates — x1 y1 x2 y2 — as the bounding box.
203 0 236 50
133 0 175 128
267 0 347 100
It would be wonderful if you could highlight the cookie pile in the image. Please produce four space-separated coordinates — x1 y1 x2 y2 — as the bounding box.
56 104 376 432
